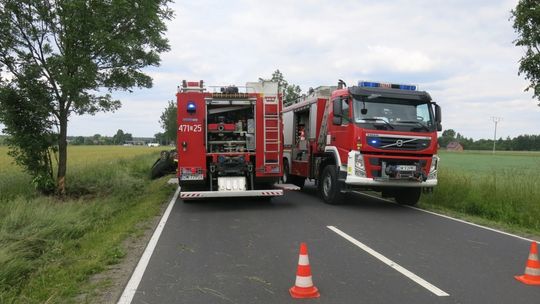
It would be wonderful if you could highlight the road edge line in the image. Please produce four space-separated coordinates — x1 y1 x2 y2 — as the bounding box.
327 225 450 297
405 206 537 243
117 186 180 304
353 191 537 243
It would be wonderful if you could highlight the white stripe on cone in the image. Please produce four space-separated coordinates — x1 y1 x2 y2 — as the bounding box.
525 267 540 276
298 254 309 266
295 275 314 288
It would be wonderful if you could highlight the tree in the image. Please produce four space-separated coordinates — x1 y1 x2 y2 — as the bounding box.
72 136 85 145
0 0 173 194
0 84 56 193
270 69 302 106
124 133 133 143
112 129 126 145
154 132 167 145
442 129 456 138
159 100 177 145
511 1 540 106
438 128 456 147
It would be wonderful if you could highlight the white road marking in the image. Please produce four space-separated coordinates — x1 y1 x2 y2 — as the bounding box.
405 206 537 243
117 186 180 304
353 191 537 243
327 225 450 297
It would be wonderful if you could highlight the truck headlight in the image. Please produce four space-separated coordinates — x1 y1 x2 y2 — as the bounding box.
355 153 366 177
428 155 439 179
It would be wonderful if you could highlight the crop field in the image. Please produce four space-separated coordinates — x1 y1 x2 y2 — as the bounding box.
0 145 174 303
420 150 540 235
0 145 166 174
0 146 166 199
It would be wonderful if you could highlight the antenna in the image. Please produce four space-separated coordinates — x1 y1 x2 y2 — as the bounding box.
490 116 503 154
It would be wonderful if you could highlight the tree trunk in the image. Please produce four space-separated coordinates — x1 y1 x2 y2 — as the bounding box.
57 111 68 195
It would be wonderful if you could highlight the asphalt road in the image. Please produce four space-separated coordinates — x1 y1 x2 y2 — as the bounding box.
130 182 540 303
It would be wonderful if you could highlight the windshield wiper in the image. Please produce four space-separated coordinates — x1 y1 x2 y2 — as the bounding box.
398 120 430 131
361 118 394 129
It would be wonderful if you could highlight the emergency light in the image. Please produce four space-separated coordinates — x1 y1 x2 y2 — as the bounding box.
187 102 196 113
359 81 417 91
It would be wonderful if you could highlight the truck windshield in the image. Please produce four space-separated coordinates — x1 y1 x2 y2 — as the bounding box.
353 98 434 132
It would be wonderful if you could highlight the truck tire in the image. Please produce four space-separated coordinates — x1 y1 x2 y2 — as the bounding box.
319 165 342 204
282 161 290 184
395 188 421 206
283 160 305 188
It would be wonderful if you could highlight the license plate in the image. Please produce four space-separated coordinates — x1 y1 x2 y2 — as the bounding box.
180 174 204 181
397 165 416 171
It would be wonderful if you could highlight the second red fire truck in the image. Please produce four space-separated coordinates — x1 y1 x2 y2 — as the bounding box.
282 80 441 205
176 80 295 200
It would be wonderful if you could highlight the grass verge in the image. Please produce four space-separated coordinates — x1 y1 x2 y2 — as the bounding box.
420 153 540 237
0 151 174 303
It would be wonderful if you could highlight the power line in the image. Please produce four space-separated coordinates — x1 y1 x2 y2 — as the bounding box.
490 116 503 154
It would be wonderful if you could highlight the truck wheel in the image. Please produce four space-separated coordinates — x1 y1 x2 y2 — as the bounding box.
282 161 290 184
283 161 305 188
319 165 342 204
395 188 421 206
160 150 170 161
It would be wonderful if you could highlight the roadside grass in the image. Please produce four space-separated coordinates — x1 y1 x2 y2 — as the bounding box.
420 150 540 236
0 147 31 201
0 146 175 303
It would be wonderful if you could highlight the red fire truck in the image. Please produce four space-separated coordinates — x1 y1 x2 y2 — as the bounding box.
176 80 292 200
282 80 441 205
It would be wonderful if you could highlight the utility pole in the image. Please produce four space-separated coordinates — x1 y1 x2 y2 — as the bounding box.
490 116 502 154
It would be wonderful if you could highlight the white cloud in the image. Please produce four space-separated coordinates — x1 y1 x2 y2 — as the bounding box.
64 0 540 140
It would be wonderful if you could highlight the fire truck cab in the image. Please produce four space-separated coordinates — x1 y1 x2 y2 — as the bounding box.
283 81 441 205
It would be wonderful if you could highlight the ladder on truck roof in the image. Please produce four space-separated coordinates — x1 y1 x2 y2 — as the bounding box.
262 95 280 169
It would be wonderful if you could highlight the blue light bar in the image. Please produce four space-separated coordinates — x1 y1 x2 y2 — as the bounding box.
359 81 417 91
399 84 417 91
187 101 196 113
359 81 380 88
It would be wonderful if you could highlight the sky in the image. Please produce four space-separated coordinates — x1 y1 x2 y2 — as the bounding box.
6 0 540 140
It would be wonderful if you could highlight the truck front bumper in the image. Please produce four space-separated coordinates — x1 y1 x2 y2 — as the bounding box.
345 175 437 187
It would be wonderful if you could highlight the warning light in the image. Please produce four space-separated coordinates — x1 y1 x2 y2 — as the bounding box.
359 81 417 91
367 137 380 147
187 102 196 113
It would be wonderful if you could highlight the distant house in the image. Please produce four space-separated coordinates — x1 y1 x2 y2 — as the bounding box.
446 141 464 151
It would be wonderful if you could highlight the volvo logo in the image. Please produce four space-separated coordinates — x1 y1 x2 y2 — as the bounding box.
396 139 404 147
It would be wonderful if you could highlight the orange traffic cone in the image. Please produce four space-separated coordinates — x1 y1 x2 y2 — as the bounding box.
289 243 320 298
515 242 540 285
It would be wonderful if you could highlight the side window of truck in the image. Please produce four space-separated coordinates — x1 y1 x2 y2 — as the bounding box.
342 99 349 124
333 97 350 125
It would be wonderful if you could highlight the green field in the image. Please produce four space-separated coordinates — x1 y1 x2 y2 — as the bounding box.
0 145 174 303
420 150 540 235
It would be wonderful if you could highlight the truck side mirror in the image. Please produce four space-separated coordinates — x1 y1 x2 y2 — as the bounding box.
333 99 342 125
434 104 442 131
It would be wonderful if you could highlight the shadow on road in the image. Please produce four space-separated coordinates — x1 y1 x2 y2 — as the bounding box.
300 182 407 211
177 195 296 212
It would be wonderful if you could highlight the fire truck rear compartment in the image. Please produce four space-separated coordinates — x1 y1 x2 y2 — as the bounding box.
207 104 255 153
206 103 257 189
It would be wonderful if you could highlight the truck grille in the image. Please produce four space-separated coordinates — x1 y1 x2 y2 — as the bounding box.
366 135 431 151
